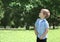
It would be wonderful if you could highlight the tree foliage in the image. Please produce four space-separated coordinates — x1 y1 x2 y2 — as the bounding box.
0 0 60 29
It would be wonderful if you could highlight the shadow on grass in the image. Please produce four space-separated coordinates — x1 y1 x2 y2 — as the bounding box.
0 28 26 31
0 28 60 31
49 28 60 30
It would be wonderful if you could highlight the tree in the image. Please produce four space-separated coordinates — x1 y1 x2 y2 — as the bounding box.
0 0 60 29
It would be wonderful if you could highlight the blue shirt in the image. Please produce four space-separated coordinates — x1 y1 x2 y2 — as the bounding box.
35 18 49 39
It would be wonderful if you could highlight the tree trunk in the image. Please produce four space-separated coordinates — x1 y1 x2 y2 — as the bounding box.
53 23 55 29
26 24 29 30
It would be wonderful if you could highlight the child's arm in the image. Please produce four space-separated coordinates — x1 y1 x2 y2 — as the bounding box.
34 26 38 35
40 28 49 39
40 21 49 39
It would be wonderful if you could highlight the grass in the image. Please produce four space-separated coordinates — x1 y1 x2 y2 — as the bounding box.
0 29 60 42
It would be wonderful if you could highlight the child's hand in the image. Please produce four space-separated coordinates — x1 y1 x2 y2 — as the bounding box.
40 36 43 40
35 31 38 35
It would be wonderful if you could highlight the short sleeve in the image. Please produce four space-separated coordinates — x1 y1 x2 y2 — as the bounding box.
44 21 49 29
35 19 39 28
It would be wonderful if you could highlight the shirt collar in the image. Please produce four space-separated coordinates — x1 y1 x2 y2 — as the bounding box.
39 18 46 22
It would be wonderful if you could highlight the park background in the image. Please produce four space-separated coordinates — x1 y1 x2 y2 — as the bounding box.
0 0 60 42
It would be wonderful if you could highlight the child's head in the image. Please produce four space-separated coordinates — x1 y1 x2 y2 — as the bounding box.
39 9 50 19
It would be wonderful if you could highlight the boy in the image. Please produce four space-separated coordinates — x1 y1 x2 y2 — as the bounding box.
34 9 50 42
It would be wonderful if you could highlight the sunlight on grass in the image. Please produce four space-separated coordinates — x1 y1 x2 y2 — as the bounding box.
0 29 60 42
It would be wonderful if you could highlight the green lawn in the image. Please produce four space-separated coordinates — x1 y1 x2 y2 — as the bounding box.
0 29 60 42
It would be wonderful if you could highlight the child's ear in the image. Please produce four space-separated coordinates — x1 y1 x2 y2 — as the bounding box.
44 14 47 18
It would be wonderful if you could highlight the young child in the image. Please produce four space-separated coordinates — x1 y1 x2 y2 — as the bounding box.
34 9 50 42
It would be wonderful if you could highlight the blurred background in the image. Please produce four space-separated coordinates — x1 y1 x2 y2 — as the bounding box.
0 0 60 29
0 0 60 42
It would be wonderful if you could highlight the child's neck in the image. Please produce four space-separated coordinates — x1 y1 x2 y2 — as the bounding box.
40 17 45 20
